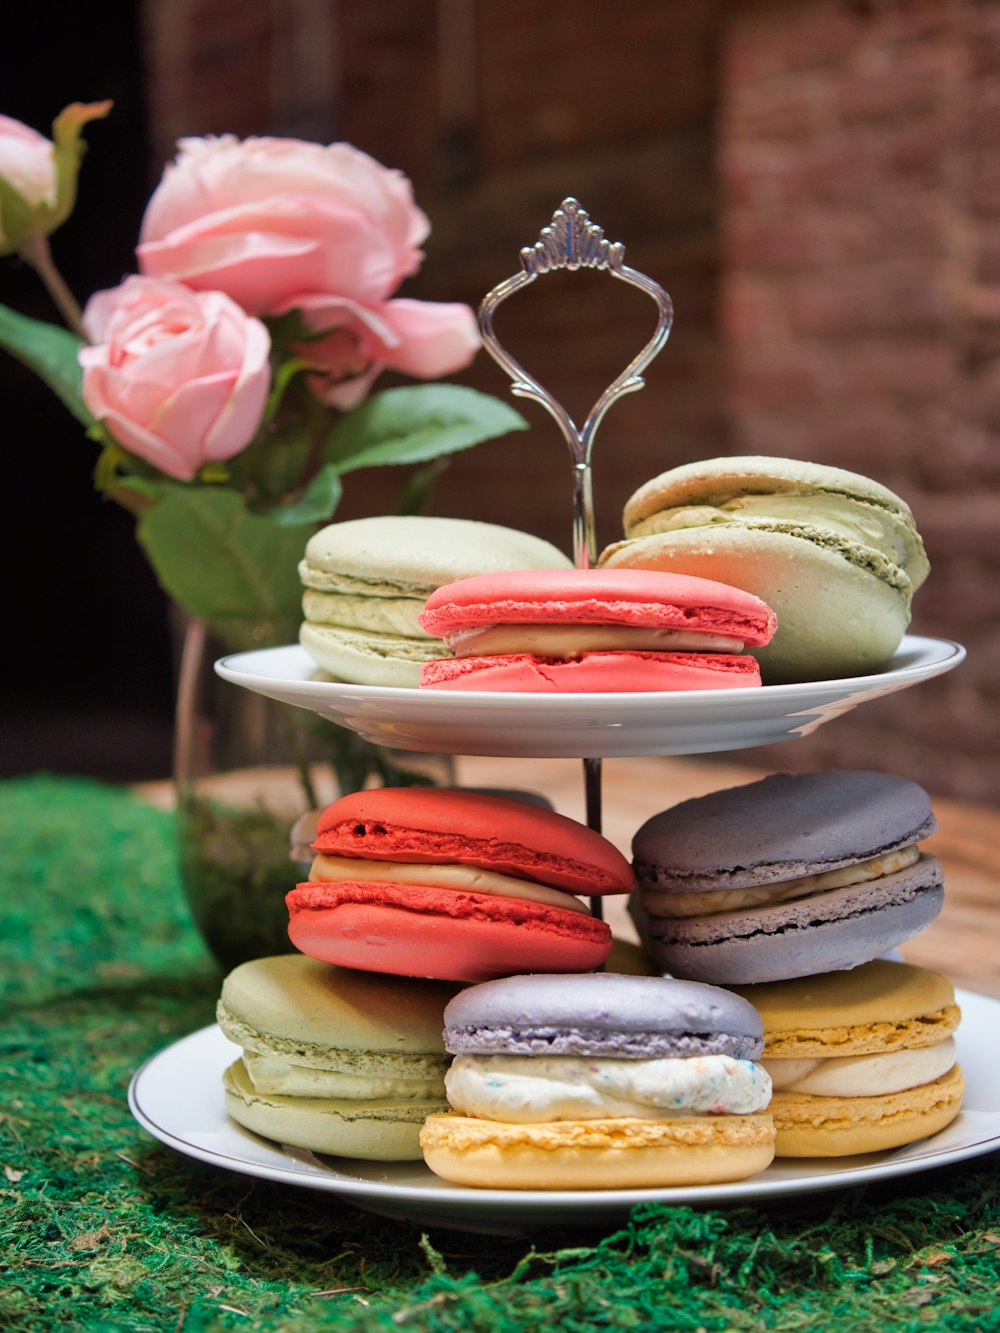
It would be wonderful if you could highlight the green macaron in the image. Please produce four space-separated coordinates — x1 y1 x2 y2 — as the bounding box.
600 456 930 682
299 515 571 686
217 954 461 1159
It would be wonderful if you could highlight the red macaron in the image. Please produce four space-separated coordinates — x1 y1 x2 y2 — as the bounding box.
417 568 776 692
286 788 633 982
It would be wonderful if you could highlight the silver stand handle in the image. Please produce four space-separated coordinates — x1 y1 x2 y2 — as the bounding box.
478 199 673 929
479 197 673 567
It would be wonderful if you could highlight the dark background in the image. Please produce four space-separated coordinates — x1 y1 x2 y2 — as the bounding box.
2 8 177 780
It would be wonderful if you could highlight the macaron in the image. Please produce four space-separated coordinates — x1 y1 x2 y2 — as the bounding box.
730 960 964 1155
299 515 571 687
419 972 775 1189
599 455 929 682
286 788 633 981
417 567 776 692
216 954 459 1159
629 770 943 984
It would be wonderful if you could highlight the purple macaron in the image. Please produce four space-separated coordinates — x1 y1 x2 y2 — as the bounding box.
629 770 943 985
442 971 765 1060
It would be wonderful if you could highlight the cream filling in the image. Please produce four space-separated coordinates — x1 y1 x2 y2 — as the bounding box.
764 1037 956 1097
444 1052 772 1122
301 587 431 638
308 853 591 915
444 624 745 657
241 1052 444 1101
629 493 912 563
642 846 920 918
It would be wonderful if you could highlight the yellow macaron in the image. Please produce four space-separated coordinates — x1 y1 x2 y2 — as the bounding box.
731 960 964 1157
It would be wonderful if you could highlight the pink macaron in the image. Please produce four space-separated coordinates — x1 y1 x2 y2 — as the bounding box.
286 787 634 982
417 568 777 692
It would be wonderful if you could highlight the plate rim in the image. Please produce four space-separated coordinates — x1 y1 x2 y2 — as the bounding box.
215 634 965 708
127 984 1000 1222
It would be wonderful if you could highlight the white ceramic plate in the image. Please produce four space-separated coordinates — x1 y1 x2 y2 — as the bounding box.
129 986 1000 1234
214 635 964 759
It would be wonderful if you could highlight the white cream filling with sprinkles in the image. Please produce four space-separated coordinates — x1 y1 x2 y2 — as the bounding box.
444 1052 772 1122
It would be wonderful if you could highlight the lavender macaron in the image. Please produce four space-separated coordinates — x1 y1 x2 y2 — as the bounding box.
419 972 775 1190
629 770 943 985
441 971 765 1059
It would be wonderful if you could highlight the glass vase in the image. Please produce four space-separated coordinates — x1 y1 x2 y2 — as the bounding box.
172 615 452 970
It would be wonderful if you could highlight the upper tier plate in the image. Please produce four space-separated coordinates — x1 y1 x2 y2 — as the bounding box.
214 634 964 759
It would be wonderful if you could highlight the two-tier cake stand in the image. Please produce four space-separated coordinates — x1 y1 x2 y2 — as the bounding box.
129 202 994 1233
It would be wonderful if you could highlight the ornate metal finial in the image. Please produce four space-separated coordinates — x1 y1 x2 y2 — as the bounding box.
479 198 673 567
518 197 625 276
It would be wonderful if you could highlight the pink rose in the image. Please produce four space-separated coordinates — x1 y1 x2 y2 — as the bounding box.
79 275 271 481
0 115 57 241
294 295 481 409
0 102 111 255
136 135 430 315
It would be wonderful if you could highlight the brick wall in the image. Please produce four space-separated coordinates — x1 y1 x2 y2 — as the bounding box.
717 0 999 801
141 0 727 555
135 0 998 801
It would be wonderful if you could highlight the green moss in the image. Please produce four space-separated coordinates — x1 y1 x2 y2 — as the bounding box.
1 775 998 1332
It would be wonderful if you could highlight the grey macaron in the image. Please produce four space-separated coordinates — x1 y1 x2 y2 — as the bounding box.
442 971 765 1061
629 771 943 985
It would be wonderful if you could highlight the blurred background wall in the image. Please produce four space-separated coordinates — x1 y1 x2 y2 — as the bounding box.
3 0 997 801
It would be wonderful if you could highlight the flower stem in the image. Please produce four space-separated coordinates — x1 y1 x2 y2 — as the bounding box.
20 234 86 338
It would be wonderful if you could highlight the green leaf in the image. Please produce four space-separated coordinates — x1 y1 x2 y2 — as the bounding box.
0 302 93 426
49 100 113 236
136 485 310 648
260 354 310 427
325 384 527 474
269 462 343 527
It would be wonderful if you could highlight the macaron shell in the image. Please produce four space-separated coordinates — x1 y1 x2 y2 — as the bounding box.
419 567 777 645
419 1112 776 1189
769 1064 965 1157
300 515 572 594
216 954 457 1065
420 651 762 692
631 856 944 984
631 770 936 891
729 960 961 1058
442 971 764 1059
286 881 613 982
222 1059 447 1160
313 788 633 895
600 525 909 682
621 455 924 553
299 622 444 688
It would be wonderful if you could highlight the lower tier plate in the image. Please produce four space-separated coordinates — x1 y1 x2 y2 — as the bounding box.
128 986 1000 1234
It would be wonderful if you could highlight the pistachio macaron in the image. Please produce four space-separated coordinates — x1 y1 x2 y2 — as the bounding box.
599 455 930 682
299 515 571 686
730 960 964 1156
216 954 460 1159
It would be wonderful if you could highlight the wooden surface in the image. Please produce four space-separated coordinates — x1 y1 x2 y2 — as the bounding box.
136 754 1000 1000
